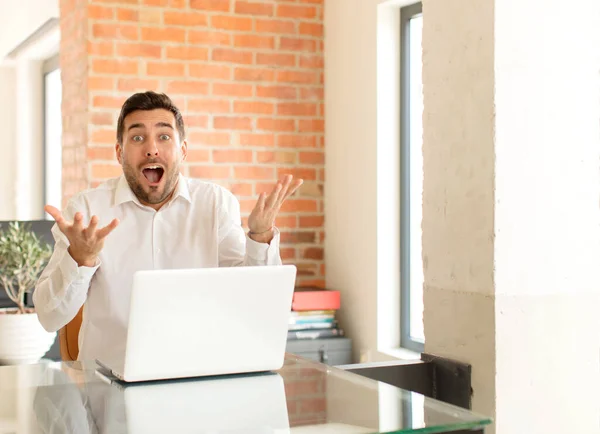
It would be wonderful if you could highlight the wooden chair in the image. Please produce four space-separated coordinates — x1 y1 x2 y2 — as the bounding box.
59 307 83 361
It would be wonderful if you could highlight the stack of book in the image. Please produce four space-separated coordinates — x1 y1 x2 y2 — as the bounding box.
287 287 344 341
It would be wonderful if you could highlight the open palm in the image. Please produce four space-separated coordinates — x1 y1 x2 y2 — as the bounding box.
248 175 303 234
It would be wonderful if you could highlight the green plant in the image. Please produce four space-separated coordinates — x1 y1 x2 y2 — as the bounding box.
0 222 53 314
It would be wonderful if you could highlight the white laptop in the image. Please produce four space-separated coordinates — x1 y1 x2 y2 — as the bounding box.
96 265 297 383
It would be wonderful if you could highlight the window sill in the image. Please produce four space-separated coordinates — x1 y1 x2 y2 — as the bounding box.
377 347 422 361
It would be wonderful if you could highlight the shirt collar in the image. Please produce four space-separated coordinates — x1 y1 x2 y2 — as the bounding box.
114 173 191 207
173 173 192 203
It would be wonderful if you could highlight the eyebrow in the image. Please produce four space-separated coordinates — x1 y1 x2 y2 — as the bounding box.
127 122 174 131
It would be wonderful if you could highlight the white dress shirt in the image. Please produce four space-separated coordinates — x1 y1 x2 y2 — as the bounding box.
33 174 282 363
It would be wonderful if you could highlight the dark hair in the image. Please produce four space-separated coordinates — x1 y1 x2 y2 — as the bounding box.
116 91 186 143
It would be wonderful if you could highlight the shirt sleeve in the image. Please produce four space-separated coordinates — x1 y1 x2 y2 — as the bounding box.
217 189 282 267
32 198 100 333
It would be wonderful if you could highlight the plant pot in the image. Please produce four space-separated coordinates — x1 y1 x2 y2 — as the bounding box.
0 308 57 365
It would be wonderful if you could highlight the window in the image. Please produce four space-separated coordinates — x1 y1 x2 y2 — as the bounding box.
43 54 62 213
400 3 424 352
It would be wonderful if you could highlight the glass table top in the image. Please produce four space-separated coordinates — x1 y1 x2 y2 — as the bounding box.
0 353 491 433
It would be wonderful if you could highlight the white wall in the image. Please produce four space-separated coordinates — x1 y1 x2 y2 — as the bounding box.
0 66 17 220
325 0 416 363
0 59 51 221
0 2 60 221
0 0 58 58
15 60 45 220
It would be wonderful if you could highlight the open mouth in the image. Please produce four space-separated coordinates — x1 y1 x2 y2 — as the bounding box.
142 166 165 185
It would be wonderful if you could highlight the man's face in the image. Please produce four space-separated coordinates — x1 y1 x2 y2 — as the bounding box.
116 109 187 209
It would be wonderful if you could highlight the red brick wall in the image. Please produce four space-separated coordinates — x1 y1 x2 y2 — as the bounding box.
60 0 90 201
59 0 325 287
284 368 327 426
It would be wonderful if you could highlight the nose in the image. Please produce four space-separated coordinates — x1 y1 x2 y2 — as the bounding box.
144 138 159 157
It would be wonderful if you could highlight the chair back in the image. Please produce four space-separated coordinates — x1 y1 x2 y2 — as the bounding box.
59 307 83 361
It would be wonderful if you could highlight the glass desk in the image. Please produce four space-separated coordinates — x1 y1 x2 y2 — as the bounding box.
0 353 491 433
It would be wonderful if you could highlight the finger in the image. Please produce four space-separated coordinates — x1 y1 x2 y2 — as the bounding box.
256 192 267 212
44 205 69 233
279 179 304 206
275 175 293 206
265 182 282 209
96 218 119 240
44 205 64 223
73 212 84 232
85 215 99 238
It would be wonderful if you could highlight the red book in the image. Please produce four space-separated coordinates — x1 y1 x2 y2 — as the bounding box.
292 290 340 311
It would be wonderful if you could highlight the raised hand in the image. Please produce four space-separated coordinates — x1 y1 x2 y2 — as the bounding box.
248 174 303 243
44 205 119 267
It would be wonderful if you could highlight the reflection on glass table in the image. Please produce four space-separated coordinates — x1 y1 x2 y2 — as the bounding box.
0 353 491 433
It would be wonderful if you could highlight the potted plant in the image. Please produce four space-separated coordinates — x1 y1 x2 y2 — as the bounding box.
0 222 56 365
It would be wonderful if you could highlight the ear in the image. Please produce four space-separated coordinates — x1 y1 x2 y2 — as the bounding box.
180 140 188 161
115 142 123 164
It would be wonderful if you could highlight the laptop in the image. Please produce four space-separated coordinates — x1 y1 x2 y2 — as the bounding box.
96 264 297 383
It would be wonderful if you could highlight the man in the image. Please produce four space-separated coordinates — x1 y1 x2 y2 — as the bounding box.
33 91 302 363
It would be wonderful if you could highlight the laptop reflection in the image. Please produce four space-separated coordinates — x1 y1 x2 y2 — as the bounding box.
33 367 290 434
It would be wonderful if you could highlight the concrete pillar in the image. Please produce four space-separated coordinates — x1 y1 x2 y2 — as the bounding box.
422 0 600 433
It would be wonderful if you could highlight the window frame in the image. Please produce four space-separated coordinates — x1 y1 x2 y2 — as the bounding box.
400 2 424 353
42 53 60 214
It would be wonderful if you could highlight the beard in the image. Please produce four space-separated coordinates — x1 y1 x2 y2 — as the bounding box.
122 158 180 206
